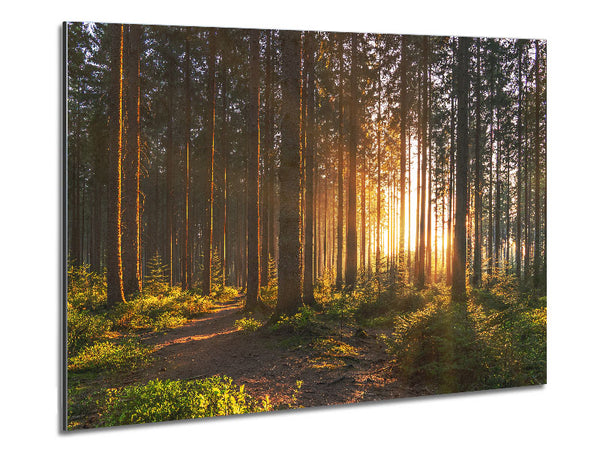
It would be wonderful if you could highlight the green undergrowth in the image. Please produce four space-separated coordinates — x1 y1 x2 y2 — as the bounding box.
100 377 271 427
235 316 263 332
68 339 152 373
385 286 546 393
67 264 238 360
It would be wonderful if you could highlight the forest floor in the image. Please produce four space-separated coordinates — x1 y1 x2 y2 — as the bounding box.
124 295 415 409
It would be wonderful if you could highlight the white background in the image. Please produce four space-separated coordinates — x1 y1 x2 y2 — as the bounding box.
1 0 597 448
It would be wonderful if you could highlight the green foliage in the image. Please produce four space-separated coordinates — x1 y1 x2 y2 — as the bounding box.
259 257 279 310
234 316 263 332
144 252 169 296
112 290 212 332
313 275 429 329
270 306 325 335
355 289 427 327
210 250 225 292
67 308 112 356
69 339 152 373
387 298 484 393
101 377 271 426
312 337 359 358
386 289 547 393
67 263 107 311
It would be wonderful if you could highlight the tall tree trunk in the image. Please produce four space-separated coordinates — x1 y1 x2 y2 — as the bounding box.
345 33 358 288
487 53 495 277
219 40 229 287
303 32 316 305
276 30 303 316
182 36 192 290
533 40 542 289
261 30 273 287
426 60 432 281
107 23 125 306
452 37 469 302
360 119 366 273
446 96 455 285
473 38 483 286
376 38 382 279
203 29 216 295
266 30 276 283
515 40 523 281
166 46 176 286
122 24 142 297
246 29 261 310
416 36 428 289
335 35 344 289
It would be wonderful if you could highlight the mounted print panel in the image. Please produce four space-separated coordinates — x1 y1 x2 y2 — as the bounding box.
64 22 546 430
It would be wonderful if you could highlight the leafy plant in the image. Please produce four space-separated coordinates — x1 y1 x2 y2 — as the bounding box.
69 339 152 373
101 377 271 426
67 308 112 356
235 316 263 332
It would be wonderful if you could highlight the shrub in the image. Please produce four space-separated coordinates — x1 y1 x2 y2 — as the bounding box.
67 264 107 311
67 308 111 356
387 299 485 393
235 317 263 333
144 252 169 296
260 284 278 310
355 289 426 325
270 306 325 335
112 290 212 332
101 377 271 426
69 339 152 373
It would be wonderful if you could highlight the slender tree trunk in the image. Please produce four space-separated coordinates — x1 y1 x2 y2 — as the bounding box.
166 47 176 286
345 33 358 288
336 35 345 289
303 33 316 305
123 24 142 297
261 30 272 287
361 123 366 273
246 29 261 309
452 36 469 302
276 30 303 316
446 96 455 285
219 41 229 287
416 36 428 289
107 23 125 306
487 55 495 277
182 36 192 290
376 39 382 278
515 40 523 281
202 29 216 295
473 38 482 286
426 61 432 281
533 41 542 289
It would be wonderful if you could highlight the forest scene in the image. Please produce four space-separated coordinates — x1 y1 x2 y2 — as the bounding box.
65 22 546 430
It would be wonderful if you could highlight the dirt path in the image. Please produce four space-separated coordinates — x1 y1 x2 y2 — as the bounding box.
132 296 412 408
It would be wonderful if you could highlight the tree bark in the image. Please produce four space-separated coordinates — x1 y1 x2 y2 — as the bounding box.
452 37 469 302
246 29 261 310
203 29 216 295
107 24 125 306
335 34 345 289
473 38 483 286
303 32 316 305
276 30 303 316
122 24 142 297
345 33 358 288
